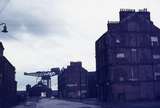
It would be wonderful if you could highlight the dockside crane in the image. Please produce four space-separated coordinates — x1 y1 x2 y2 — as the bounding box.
24 68 60 89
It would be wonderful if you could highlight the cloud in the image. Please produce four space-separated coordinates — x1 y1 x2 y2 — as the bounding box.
0 0 69 39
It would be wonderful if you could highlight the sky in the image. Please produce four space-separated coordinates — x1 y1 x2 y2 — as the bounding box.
0 0 160 90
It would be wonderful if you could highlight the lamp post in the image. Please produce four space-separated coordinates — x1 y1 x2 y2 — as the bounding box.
0 23 8 33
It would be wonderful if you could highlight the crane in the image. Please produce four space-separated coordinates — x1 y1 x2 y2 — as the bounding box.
24 68 60 89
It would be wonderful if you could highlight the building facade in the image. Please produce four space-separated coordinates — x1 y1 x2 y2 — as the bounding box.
0 42 17 107
96 9 160 102
58 62 88 99
87 71 97 98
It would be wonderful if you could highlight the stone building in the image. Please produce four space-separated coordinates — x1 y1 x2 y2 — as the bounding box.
87 71 97 98
0 42 17 107
58 62 88 99
96 9 160 102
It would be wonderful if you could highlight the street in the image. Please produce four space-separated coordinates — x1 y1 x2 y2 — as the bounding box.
13 98 100 108
12 97 160 108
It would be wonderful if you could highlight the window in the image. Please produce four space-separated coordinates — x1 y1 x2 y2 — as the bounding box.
153 55 160 59
154 72 160 80
116 53 125 58
131 48 136 52
119 76 124 81
67 83 78 87
151 36 158 42
116 39 120 43
151 36 159 46
129 68 138 81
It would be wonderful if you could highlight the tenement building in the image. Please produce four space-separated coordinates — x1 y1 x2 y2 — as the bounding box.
96 9 160 102
0 42 17 107
58 62 88 99
87 71 97 98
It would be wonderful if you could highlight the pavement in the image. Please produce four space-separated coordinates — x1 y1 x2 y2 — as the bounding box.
12 97 38 108
100 101 160 108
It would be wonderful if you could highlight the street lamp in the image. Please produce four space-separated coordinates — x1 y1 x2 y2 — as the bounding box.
0 23 8 33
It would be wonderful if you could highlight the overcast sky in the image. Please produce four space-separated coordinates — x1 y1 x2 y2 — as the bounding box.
0 0 160 90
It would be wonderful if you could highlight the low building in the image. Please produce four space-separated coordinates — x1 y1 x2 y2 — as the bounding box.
27 82 52 97
52 90 58 97
58 62 88 99
0 42 17 107
96 9 160 102
87 71 97 98
16 91 27 102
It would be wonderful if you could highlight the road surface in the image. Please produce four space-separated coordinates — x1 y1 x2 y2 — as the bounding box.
13 98 100 108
